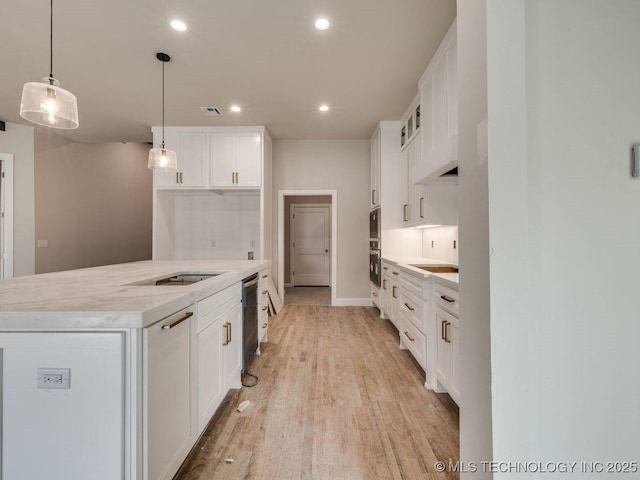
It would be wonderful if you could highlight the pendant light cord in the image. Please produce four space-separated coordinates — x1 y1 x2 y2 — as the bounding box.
49 0 53 80
162 59 165 146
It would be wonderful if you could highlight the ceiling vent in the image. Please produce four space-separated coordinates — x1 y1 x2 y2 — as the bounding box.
200 106 223 116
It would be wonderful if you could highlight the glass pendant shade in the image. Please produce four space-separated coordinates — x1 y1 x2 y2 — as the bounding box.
148 145 178 171
20 77 79 129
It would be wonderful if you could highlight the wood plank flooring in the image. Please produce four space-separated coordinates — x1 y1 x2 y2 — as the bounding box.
175 305 459 480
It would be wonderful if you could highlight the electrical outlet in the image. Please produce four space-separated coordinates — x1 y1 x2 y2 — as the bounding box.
38 368 70 389
431 241 434 248
248 251 254 260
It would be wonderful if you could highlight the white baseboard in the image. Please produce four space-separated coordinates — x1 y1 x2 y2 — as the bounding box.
333 298 373 307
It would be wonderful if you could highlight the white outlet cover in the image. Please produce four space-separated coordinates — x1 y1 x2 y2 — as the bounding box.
38 368 71 389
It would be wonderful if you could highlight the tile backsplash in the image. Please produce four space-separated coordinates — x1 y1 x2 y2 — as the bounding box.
421 226 459 264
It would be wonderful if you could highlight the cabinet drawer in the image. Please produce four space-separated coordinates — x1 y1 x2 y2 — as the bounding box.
371 284 381 307
399 287 424 333
198 283 242 332
400 312 426 369
435 282 459 317
400 270 429 300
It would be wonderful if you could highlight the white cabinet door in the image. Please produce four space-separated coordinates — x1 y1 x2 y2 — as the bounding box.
196 317 225 433
448 317 460 404
436 307 452 389
210 132 236 187
370 129 381 208
153 130 180 187
223 302 243 390
145 307 194 480
236 132 262 187
178 132 208 187
400 149 411 226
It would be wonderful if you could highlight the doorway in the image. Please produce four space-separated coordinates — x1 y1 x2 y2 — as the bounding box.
278 190 337 306
0 153 14 279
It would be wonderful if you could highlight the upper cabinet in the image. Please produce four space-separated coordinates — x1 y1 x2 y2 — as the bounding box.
401 94 421 151
153 131 208 188
210 131 262 188
416 19 458 182
151 126 267 190
370 128 381 209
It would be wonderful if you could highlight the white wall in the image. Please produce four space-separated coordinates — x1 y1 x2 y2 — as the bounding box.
457 0 493 476
272 140 370 301
0 122 35 276
488 0 640 475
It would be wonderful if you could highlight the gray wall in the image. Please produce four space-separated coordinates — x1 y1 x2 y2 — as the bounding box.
34 130 152 273
488 0 640 472
0 122 35 276
272 140 370 301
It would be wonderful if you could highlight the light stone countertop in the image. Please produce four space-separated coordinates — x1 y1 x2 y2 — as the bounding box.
381 256 459 288
0 260 270 329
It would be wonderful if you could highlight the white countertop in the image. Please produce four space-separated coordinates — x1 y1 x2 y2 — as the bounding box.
381 256 459 288
0 260 270 329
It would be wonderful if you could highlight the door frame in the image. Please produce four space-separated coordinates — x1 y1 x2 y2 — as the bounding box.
289 203 331 287
278 190 337 306
0 153 14 279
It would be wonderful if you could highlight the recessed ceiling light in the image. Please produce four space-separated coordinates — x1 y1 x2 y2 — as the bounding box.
314 18 330 31
319 104 330 112
170 19 188 32
230 105 241 113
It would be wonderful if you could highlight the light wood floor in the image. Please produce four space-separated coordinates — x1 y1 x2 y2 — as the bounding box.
284 286 331 306
175 305 459 480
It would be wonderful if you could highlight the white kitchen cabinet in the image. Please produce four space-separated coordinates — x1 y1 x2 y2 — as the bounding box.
196 283 243 432
210 131 262 188
258 268 270 344
434 280 460 404
417 19 457 182
370 128 381 208
414 182 458 227
144 306 195 480
152 131 208 188
400 148 412 226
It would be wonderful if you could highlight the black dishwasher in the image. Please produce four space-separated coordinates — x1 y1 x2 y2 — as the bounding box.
242 274 259 374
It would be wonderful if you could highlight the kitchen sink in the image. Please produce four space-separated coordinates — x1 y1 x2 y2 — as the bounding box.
411 265 459 274
127 272 224 286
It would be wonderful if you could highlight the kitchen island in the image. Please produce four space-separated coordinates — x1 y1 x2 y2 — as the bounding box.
0 259 270 480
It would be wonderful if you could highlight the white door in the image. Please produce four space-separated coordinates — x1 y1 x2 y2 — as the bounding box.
291 205 330 286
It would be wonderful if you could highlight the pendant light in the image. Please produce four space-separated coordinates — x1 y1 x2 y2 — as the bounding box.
20 0 78 129
148 53 177 171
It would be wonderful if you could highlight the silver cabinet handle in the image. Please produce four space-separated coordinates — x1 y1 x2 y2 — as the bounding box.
392 286 397 299
236 171 239 184
440 295 455 303
162 311 193 330
445 321 451 343
404 331 415 342
420 197 424 219
441 320 447 340
403 204 408 222
404 303 414 312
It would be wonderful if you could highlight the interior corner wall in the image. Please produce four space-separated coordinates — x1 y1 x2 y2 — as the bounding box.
457 0 493 477
0 122 35 276
272 140 370 300
488 0 640 473
34 130 152 273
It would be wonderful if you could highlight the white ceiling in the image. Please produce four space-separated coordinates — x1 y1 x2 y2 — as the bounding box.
0 0 456 143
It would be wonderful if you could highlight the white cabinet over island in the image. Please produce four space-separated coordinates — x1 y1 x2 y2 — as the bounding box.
0 259 270 480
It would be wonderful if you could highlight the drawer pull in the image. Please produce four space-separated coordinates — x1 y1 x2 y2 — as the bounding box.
392 271 399 276
383 266 388 271
441 320 447 340
262 290 268 294
262 274 268 279
392 286 398 299
223 322 232 346
161 311 193 330
404 303 414 312
404 331 415 342
372 292 378 297
262 323 268 329
440 295 455 303
262 306 268 312
382 279 387 290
